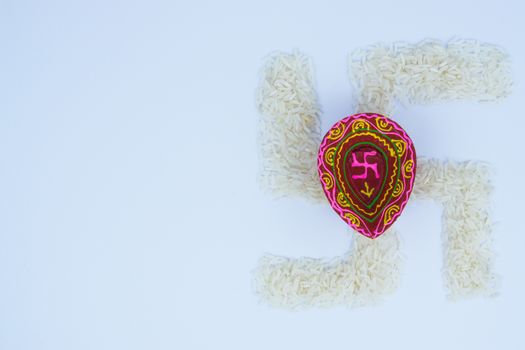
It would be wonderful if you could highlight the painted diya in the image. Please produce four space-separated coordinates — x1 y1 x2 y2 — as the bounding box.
318 113 416 239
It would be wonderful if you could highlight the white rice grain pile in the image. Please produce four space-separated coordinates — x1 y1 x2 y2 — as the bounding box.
256 51 325 202
253 230 402 309
349 38 512 115
413 158 498 298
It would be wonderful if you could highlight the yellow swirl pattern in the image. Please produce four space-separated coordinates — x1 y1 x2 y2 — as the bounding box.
344 213 361 227
392 139 407 157
328 122 346 140
376 118 393 132
321 173 334 190
325 147 336 166
403 160 414 178
383 205 400 225
351 120 370 132
337 192 351 208
392 180 404 197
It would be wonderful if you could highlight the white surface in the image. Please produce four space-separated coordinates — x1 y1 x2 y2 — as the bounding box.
1 1 524 349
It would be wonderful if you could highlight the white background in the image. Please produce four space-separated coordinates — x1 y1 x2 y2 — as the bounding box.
1 1 524 349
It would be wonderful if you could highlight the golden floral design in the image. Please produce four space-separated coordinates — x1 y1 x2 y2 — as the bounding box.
328 122 346 140
404 159 414 178
321 173 334 190
392 139 407 157
344 213 361 227
337 192 351 208
383 205 400 225
376 118 393 132
351 120 370 132
392 180 404 197
325 147 336 166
